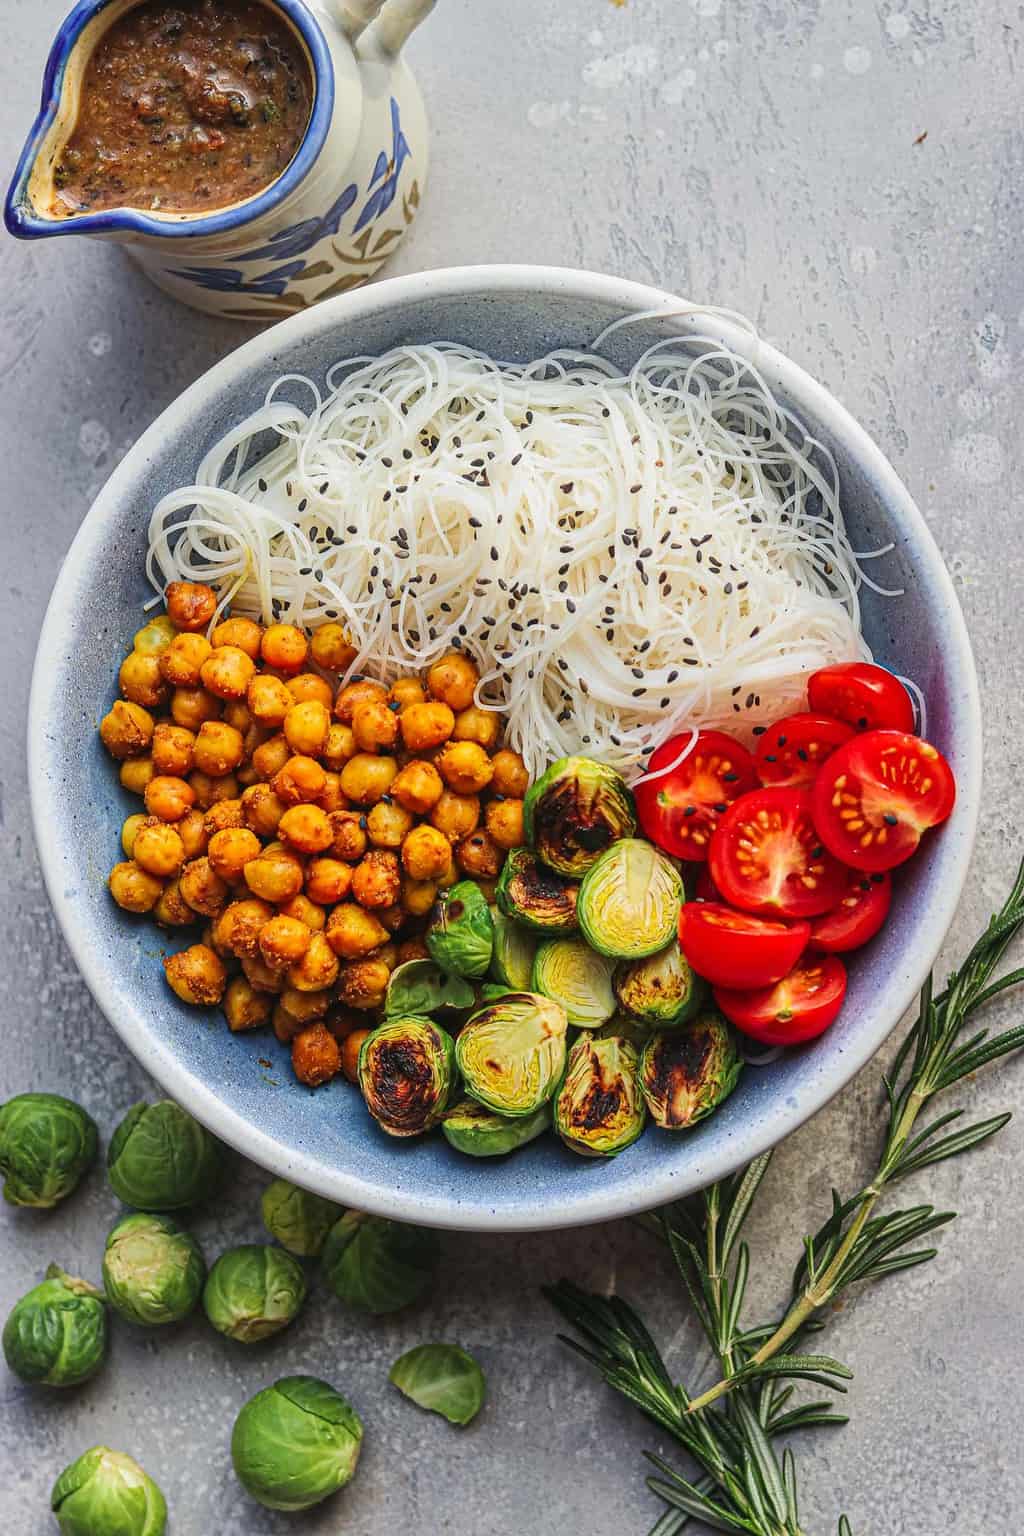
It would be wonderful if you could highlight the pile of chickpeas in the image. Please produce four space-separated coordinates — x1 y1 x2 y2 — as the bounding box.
101 580 529 1091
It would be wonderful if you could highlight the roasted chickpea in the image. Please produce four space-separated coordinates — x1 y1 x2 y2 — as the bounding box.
199 645 255 702
259 914 312 972
261 623 308 674
100 700 154 760
242 782 286 839
119 650 167 709
283 699 331 757
390 758 444 816
151 723 195 777
366 799 414 849
207 826 261 882
164 942 226 1005
376 903 406 934
278 803 333 855
247 673 294 727
336 958 390 1012
241 953 286 994
456 828 502 880
223 975 273 1032
189 770 240 810
192 720 245 778
144 774 195 823
279 987 330 1023
287 931 340 993
291 1022 341 1086
327 808 368 862
321 722 357 770
108 860 163 913
452 704 500 750
166 581 217 633
400 876 438 917
339 752 398 807
133 615 176 657
250 732 290 782
310 622 357 672
396 936 431 965
317 772 346 814
401 823 453 881
491 748 529 798
203 799 245 835
121 813 148 857
223 699 254 734
212 616 263 659
170 686 221 732
279 893 327 931
340 1028 371 1083
369 940 400 972
273 1003 304 1044
160 632 212 688
119 756 156 796
273 754 327 806
243 845 305 905
437 850 459 890
334 677 388 724
399 700 455 753
388 676 427 710
213 897 274 959
305 857 353 906
351 849 401 909
351 698 399 753
133 821 186 878
287 672 334 709
427 650 479 712
485 797 525 850
179 856 229 917
153 877 197 928
177 807 209 860
325 903 389 959
324 1005 363 1041
437 740 494 795
429 788 480 843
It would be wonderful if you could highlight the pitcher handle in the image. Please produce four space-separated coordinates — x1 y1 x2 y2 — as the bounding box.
330 0 388 42
373 0 437 54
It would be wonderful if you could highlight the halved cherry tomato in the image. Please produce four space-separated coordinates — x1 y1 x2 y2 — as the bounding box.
635 730 757 862
755 712 855 789
714 955 848 1045
709 786 848 918
679 901 811 989
807 662 915 734
808 870 891 953
811 730 956 873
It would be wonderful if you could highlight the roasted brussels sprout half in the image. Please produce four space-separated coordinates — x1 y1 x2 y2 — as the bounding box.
358 1017 456 1138
496 847 579 934
592 1013 653 1050
385 959 475 1017
51 1447 167 1536
107 1100 223 1210
261 1179 342 1258
232 1375 363 1511
3 1264 106 1387
524 755 637 877
613 939 707 1028
389 1342 486 1425
577 839 683 958
455 992 568 1117
203 1244 307 1342
425 880 494 978
555 1033 647 1157
639 1010 742 1129
322 1211 438 1313
442 1097 551 1157
490 909 538 990
0 1092 98 1209
102 1213 205 1327
531 936 616 1028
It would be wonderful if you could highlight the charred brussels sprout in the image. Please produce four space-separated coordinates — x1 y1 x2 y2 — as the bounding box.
385 959 475 1016
613 940 706 1028
425 881 494 978
232 1375 363 1511
454 993 568 1117
389 1343 486 1425
3 1265 107 1387
577 839 683 959
107 1100 222 1210
203 1244 307 1342
531 937 616 1028
442 1097 551 1157
51 1447 167 1536
524 755 636 877
555 1034 647 1157
496 847 578 934
490 910 538 990
358 1017 456 1137
102 1213 204 1327
639 1011 742 1129
0 1092 98 1209
261 1179 342 1258
322 1211 438 1313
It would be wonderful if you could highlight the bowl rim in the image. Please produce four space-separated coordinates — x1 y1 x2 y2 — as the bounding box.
28 263 982 1230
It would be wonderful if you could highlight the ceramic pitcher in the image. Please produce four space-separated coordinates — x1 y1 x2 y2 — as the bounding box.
5 0 433 320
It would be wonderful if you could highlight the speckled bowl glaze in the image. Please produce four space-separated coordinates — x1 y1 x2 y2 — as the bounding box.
28 266 981 1232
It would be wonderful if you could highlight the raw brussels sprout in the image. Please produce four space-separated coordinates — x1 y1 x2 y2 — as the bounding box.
554 1034 647 1157
479 982 513 1002
322 1211 438 1314
389 1343 486 1425
524 755 637 877
425 880 494 978
613 939 707 1028
203 1244 307 1342
531 936 616 1028
442 1097 551 1157
3 1264 106 1387
496 847 579 933
454 992 568 1117
232 1375 363 1512
490 909 538 990
639 1010 742 1129
0 1092 98 1209
358 1016 456 1138
384 959 475 1017
51 1446 167 1536
261 1179 342 1258
102 1213 205 1327
107 1100 222 1210
577 839 683 958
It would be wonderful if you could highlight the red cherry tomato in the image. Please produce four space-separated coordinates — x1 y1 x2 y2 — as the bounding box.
811 730 956 873
635 730 757 862
808 870 891 953
755 712 855 789
807 662 915 733
709 786 848 918
679 901 811 989
714 955 848 1045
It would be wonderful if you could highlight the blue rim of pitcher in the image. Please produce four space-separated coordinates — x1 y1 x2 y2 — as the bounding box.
4 0 336 242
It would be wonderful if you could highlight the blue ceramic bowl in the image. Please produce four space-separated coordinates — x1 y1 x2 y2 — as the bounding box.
29 266 981 1231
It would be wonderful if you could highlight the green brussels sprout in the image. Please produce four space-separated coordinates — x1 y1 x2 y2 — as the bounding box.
639 1011 742 1129
107 1100 222 1210
357 1016 456 1138
389 1343 486 1425
384 959 475 1017
442 1097 551 1157
322 1211 438 1313
425 880 494 978
531 936 616 1028
577 839 683 958
479 982 514 1002
496 848 579 933
454 992 568 1117
592 1014 651 1050
203 1244 307 1342
0 1092 98 1209
490 909 538 989
613 939 707 1028
554 1034 647 1157
232 1375 363 1512
524 755 637 877
261 1179 342 1258
102 1213 205 1327
3 1264 106 1387
51 1446 167 1536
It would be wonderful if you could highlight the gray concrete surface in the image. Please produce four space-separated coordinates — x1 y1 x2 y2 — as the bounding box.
2 1 1023 1531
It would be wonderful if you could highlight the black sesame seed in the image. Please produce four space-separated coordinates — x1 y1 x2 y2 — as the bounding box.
884 813 898 826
